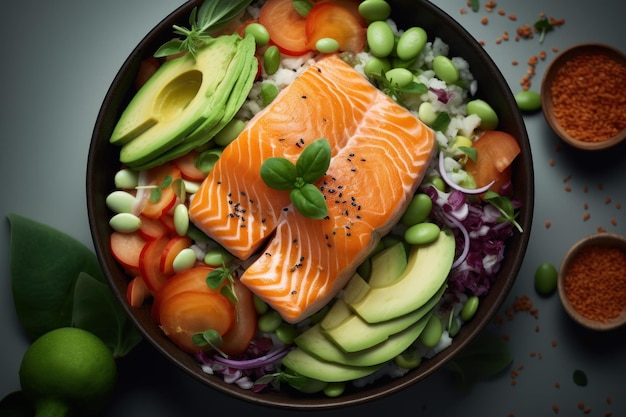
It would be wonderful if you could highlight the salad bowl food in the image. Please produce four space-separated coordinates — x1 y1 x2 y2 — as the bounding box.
87 0 533 409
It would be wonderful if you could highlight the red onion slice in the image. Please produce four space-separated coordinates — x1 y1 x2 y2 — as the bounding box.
438 151 495 195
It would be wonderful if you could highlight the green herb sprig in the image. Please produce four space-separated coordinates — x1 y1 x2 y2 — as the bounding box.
154 0 252 59
369 71 428 106
206 265 238 306
484 190 523 233
533 16 555 44
260 138 331 220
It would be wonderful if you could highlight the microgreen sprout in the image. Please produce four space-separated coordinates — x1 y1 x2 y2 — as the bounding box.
206 265 238 307
533 16 554 44
369 71 428 106
192 329 228 357
484 190 523 233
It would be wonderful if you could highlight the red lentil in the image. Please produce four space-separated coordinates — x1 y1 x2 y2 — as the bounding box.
563 245 626 322
545 220 552 229
481 16 489 25
583 212 590 221
549 52 626 142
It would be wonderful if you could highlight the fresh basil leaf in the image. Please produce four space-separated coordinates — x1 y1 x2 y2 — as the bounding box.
293 0 314 18
290 184 328 220
72 272 142 358
8 213 104 340
197 0 253 34
431 111 451 132
400 81 428 95
261 157 298 190
296 138 331 184
459 146 477 162
153 39 184 58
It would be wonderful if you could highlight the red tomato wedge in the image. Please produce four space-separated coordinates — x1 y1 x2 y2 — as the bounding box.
305 2 366 53
464 130 521 195
258 0 310 56
126 275 151 308
151 265 217 323
220 278 258 357
159 291 236 355
138 235 172 293
110 231 146 275
140 163 181 219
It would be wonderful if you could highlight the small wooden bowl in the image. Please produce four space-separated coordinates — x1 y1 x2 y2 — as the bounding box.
541 43 626 151
557 233 626 331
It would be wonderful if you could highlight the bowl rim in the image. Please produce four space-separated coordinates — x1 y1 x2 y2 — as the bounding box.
540 42 626 151
557 232 626 331
86 0 534 409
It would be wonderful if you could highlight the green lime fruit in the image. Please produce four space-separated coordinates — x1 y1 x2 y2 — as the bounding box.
19 327 117 417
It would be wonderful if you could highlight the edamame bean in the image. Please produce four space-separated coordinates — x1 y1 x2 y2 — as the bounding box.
396 27 427 61
214 118 246 146
244 22 270 47
258 310 283 333
183 179 201 194
466 99 499 130
203 247 234 267
275 323 297 344
106 190 136 214
385 67 413 88
323 382 345 398
263 45 280 75
404 222 440 245
401 193 432 226
173 203 189 236
425 176 445 191
418 101 437 125
315 37 339 54
260 82 280 107
419 314 442 348
367 21 395 57
460 295 479 321
432 55 459 84
114 168 139 189
253 295 269 315
534 262 557 296
363 56 391 78
358 0 391 21
109 212 142 233
394 350 421 369
514 90 541 112
172 247 196 273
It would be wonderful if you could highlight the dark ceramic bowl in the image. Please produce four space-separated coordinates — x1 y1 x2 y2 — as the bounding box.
87 0 533 409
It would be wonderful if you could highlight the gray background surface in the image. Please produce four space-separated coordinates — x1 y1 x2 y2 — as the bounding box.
1 1 625 416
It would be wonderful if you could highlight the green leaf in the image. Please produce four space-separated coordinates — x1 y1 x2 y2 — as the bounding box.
399 81 428 95
445 331 513 391
261 157 298 190
431 111 451 132
459 146 477 162
196 0 253 33
290 184 328 219
206 267 230 289
293 0 314 18
469 0 480 12
72 272 142 358
296 138 331 184
534 16 554 44
8 213 103 340
153 39 184 58
484 191 523 233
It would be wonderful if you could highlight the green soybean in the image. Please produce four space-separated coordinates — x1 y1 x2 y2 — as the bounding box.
364 56 391 78
253 295 269 315
214 118 246 146
418 101 437 125
258 310 283 333
394 351 421 369
404 222 440 245
432 55 459 84
263 45 280 75
396 27 427 61
114 168 139 189
367 21 395 57
419 314 442 348
401 193 432 226
183 179 201 194
203 247 234 267
315 37 339 53
385 67 413 88
323 382 346 398
106 190 136 214
534 262 558 296
428 176 445 191
514 90 541 112
173 203 189 236
244 22 270 47
358 0 391 21
460 295 479 321
467 99 499 130
275 323 297 345
172 248 196 273
109 212 142 233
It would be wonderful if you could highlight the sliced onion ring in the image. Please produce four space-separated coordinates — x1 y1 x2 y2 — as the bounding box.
443 212 470 269
211 348 290 370
438 151 495 195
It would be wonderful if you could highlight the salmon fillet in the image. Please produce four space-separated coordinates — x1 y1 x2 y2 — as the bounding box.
189 54 435 323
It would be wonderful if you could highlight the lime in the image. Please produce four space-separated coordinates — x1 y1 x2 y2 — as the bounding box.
19 327 117 417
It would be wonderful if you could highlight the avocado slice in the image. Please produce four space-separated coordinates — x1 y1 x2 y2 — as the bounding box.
135 34 258 169
294 316 431 367
344 229 455 323
320 283 446 352
367 241 408 288
111 34 255 168
281 348 383 383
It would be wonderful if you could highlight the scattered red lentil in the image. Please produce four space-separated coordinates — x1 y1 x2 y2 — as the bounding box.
563 174 572 182
564 185 571 192
583 203 588 210
555 381 560 388
611 218 617 226
616 202 622 209
512 60 519 66
551 339 557 347
508 14 517 21
498 9 505 16
481 16 489 25
545 220 552 229
605 197 612 204
583 185 589 193
583 212 590 221
549 158 555 166
552 404 559 414
549 52 626 142
563 245 626 322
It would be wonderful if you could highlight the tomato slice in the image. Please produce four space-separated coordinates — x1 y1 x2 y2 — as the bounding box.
141 163 181 219
126 275 151 308
220 278 258 357
305 2 366 53
138 235 172 293
464 130 521 195
258 0 310 56
159 291 236 355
